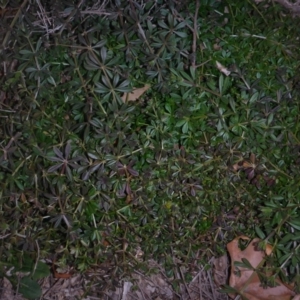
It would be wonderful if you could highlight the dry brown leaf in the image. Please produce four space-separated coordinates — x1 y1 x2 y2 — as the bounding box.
216 61 231 76
227 236 297 300
121 84 150 102
53 272 72 279
213 43 221 50
249 153 256 164
232 162 243 171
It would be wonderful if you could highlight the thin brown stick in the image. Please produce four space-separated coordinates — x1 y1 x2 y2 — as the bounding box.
173 9 194 32
0 233 11 239
179 266 193 300
136 283 147 300
191 0 200 68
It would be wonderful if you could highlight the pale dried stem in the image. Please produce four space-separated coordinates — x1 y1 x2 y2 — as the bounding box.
274 0 300 14
191 0 200 68
33 0 111 35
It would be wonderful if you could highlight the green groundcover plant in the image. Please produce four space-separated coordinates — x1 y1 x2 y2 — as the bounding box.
0 0 300 298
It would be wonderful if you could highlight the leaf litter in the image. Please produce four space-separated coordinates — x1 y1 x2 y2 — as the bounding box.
0 258 230 300
227 236 300 300
121 84 151 102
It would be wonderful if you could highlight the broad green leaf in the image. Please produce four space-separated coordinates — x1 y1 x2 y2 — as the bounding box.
249 92 259 104
219 74 224 94
174 22 186 30
267 113 274 125
32 261 50 280
288 218 300 231
180 71 193 82
19 277 42 300
157 20 169 29
174 31 187 38
255 226 266 239
182 122 189 133
229 98 236 112
190 66 196 80
176 120 186 127
19 49 33 55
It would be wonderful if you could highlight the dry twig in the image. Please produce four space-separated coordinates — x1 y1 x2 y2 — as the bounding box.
191 0 200 68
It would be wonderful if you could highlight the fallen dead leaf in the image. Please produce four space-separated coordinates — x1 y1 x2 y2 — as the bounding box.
52 261 73 279
232 161 243 171
216 61 231 76
122 281 133 300
121 84 150 102
53 272 72 279
227 236 297 300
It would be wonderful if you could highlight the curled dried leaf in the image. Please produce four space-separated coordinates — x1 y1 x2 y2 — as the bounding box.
121 84 151 102
216 61 231 76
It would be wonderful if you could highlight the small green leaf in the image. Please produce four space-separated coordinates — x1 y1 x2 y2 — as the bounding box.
157 20 169 29
174 21 186 30
229 98 236 112
174 31 187 38
175 120 186 127
288 218 300 231
219 74 224 94
219 285 239 294
25 67 37 73
32 261 50 280
234 258 253 270
267 113 274 125
182 122 189 133
180 71 193 82
249 92 259 104
19 49 33 55
255 226 266 239
278 253 292 265
279 233 294 244
169 68 180 77
19 277 42 300
15 180 24 190
292 233 300 241
165 104 172 114
190 66 196 80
